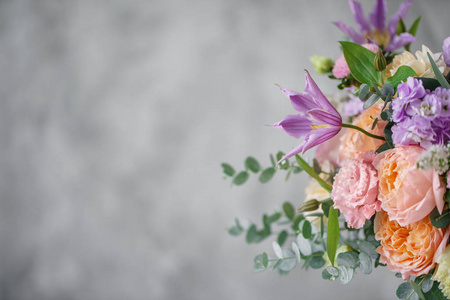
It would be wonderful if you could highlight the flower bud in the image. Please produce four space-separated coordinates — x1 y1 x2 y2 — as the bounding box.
310 56 334 74
297 199 320 213
374 48 387 72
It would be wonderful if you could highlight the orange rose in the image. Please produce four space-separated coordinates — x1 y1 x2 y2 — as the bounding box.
375 210 450 280
338 102 386 162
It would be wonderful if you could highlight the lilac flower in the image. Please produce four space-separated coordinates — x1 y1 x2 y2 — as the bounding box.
443 37 450 67
343 96 364 118
435 87 450 117
272 71 342 162
391 77 426 122
392 115 434 148
334 0 415 52
411 93 441 120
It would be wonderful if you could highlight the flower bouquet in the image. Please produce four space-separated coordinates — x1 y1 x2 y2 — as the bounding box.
222 0 450 299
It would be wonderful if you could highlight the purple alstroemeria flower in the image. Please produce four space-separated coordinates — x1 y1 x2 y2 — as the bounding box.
272 71 342 162
443 37 450 67
334 0 415 52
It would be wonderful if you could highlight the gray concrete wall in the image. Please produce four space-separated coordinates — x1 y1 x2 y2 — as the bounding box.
1 0 449 299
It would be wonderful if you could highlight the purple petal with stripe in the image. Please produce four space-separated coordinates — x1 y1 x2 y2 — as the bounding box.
333 21 364 44
385 32 415 52
370 0 387 31
300 127 341 154
271 114 312 139
387 0 413 37
348 0 371 33
278 86 316 113
308 108 342 127
304 71 341 118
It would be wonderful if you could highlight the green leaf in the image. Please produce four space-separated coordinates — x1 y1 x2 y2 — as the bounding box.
396 18 407 35
376 142 392 153
359 240 378 259
408 16 421 36
421 274 433 293
363 93 381 110
358 252 372 274
261 252 269 269
427 52 450 88
302 220 312 239
380 110 392 121
359 84 370 100
267 212 282 223
245 157 260 173
313 159 321 174
321 199 333 217
417 78 441 91
272 259 283 270
338 266 354 285
326 206 340 267
233 171 249 185
384 121 395 149
340 41 379 86
227 218 244 236
258 167 276 183
397 281 415 300
336 251 358 268
246 225 260 243
283 202 295 220
430 207 450 228
423 281 447 300
322 268 334 280
296 235 312 256
295 155 332 192
254 254 265 271
309 255 326 269
411 280 425 300
278 230 288 246
385 66 417 89
221 163 235 176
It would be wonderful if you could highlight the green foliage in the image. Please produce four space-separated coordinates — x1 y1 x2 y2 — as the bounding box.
385 66 417 89
326 207 340 267
245 156 260 173
222 151 304 186
430 207 450 228
233 171 249 185
339 41 379 87
427 52 450 89
417 78 441 92
283 202 295 220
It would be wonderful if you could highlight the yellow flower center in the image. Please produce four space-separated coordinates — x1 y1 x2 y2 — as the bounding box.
366 29 390 49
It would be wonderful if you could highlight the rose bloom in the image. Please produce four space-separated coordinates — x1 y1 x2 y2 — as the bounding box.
386 45 449 78
373 146 446 226
375 210 450 280
432 245 450 298
338 101 386 162
332 152 380 228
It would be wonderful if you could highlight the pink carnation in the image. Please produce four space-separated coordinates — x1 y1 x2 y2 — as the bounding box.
331 152 380 228
332 43 379 78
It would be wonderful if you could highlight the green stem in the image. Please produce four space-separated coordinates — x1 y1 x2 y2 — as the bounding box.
342 123 385 141
295 155 332 193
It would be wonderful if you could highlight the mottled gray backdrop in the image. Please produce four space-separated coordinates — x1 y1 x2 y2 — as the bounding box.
1 0 449 299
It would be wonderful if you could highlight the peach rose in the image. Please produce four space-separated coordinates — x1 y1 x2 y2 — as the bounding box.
331 152 380 228
338 102 386 163
373 146 446 226
375 210 450 280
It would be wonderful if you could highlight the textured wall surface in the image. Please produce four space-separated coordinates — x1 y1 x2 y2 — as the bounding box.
1 0 449 299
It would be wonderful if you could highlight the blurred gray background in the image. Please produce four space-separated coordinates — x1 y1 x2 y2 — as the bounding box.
1 0 449 299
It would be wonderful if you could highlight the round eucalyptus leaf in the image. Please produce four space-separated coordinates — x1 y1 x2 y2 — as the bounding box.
296 235 312 256
272 241 283 259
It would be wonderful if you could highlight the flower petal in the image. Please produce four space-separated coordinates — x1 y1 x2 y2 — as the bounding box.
271 114 312 138
304 71 341 118
348 0 371 33
278 86 316 113
387 0 413 37
370 0 387 31
443 37 450 67
308 108 342 127
385 32 416 52
301 127 342 154
333 21 364 44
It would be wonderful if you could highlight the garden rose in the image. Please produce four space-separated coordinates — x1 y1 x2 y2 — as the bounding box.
375 211 450 280
331 152 380 228
373 146 446 226
338 102 386 162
